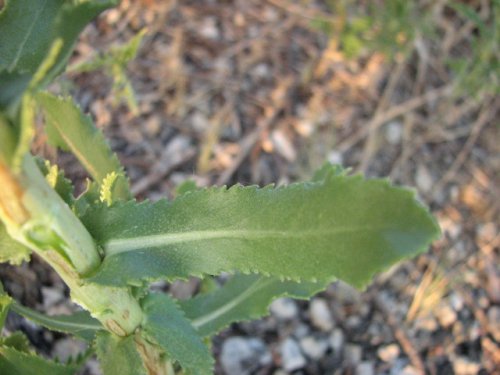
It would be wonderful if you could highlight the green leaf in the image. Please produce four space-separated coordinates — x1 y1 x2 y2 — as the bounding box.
95 332 146 375
10 303 101 342
82 169 440 289
175 180 199 197
0 222 31 265
0 332 31 353
35 158 75 206
100 172 125 206
0 346 78 375
0 288 12 330
311 162 348 182
36 93 131 200
141 293 214 375
68 29 146 114
0 0 117 107
74 179 101 217
180 274 323 337
0 114 17 164
0 0 63 74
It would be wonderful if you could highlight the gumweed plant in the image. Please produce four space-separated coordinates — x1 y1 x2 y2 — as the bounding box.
0 1 440 374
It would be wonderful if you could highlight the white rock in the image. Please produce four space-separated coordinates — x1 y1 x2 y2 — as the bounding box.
377 344 400 363
309 298 334 331
385 121 403 144
327 150 343 165
329 328 344 353
450 292 464 311
344 344 363 365
356 361 374 375
252 63 270 78
280 338 306 372
299 336 329 359
199 17 219 40
416 165 433 193
293 323 310 339
41 287 63 310
271 129 296 162
270 298 298 320
220 337 270 375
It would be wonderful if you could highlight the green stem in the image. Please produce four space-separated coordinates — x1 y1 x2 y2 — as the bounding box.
0 155 143 336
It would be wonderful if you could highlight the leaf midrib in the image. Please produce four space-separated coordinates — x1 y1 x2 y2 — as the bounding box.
104 226 375 256
190 277 272 331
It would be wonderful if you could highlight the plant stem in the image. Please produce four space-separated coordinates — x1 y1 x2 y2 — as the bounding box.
0 155 143 336
135 333 176 375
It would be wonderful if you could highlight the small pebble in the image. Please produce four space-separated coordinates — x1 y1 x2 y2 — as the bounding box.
327 150 343 165
390 359 410 375
271 129 296 162
280 338 306 372
346 315 362 329
377 344 400 363
220 337 270 375
199 17 219 40
385 121 403 145
41 287 63 310
299 336 329 359
293 323 310 339
356 361 374 375
270 298 298 320
450 292 464 311
344 344 363 365
309 298 334 331
416 164 433 193
329 328 345 353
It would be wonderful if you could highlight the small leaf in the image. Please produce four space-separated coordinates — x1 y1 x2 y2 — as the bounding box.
0 287 12 330
100 172 124 206
0 0 118 107
68 29 146 114
180 274 323 337
95 332 146 375
36 158 74 206
0 0 63 74
0 346 78 375
175 180 199 197
74 179 101 217
36 93 130 200
0 222 31 265
141 293 214 375
0 332 31 353
0 114 16 164
11 303 101 342
83 168 440 289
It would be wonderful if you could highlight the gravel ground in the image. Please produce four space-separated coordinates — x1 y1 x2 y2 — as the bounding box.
1 1 499 374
